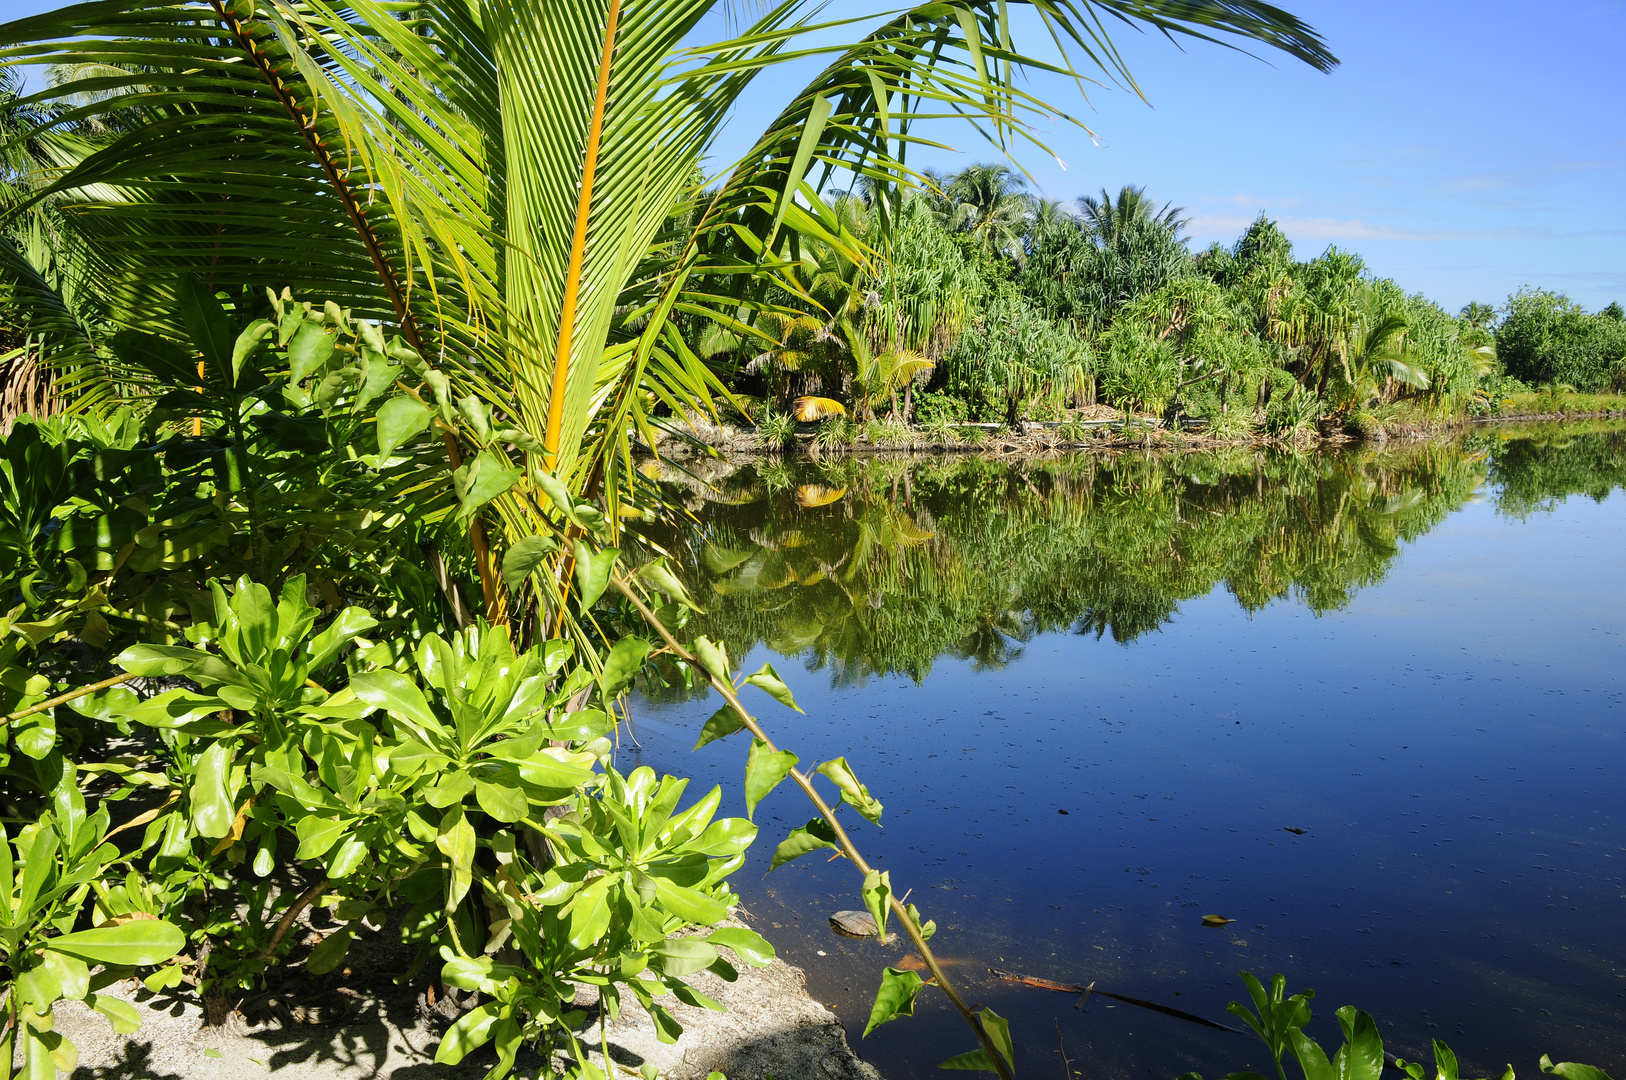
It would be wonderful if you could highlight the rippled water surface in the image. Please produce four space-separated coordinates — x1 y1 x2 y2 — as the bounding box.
627 424 1626 1080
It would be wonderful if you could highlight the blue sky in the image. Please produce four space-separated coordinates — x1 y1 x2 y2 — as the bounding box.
701 0 1626 315
3 0 1620 314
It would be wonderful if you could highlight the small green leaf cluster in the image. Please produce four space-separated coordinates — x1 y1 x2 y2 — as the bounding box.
0 764 185 1077
1180 973 1617 1080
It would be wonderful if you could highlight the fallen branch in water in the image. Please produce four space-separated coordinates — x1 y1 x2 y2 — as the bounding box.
990 968 1245 1033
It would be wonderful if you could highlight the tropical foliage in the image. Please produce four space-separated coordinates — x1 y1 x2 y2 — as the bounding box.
702 177 1621 436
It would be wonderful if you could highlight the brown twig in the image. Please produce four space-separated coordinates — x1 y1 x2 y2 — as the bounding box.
612 572 1014 1080
258 882 330 961
1055 1017 1072 1080
2 671 136 725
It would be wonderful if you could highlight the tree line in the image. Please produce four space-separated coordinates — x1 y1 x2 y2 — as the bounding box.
688 165 1625 437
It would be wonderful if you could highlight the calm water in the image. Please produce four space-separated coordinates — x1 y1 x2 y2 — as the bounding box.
627 424 1626 1080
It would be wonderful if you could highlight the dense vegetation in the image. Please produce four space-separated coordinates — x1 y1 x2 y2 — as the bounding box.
0 0 1617 1078
694 172 1623 438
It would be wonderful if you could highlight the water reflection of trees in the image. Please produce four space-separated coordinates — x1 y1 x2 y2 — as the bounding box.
639 425 1626 684
1482 422 1626 520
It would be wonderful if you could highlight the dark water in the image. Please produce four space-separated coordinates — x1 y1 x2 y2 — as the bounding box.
626 423 1626 1080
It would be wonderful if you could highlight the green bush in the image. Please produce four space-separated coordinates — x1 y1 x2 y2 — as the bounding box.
1498 288 1626 391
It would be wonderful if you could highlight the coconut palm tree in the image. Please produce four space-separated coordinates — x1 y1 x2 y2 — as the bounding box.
1459 301 1497 329
1076 184 1187 246
933 163 1034 264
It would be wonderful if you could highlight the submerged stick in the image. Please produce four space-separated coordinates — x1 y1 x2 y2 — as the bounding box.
989 968 1245 1034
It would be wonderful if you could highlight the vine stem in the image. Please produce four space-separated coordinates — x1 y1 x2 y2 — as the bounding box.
611 574 1015 1080
2 671 135 725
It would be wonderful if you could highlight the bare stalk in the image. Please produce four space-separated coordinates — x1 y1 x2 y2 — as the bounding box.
611 574 1014 1080
257 881 330 961
2 671 135 725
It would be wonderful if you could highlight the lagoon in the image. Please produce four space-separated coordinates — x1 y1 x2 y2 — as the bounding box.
629 424 1626 1080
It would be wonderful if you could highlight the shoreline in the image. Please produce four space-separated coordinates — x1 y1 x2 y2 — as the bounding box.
656 409 1626 461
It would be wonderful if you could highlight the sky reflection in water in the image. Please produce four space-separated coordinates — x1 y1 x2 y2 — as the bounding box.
627 424 1626 1080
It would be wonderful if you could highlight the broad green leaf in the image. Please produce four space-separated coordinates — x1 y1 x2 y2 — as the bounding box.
567 877 613 950
744 662 803 713
691 636 730 684
1290 1025 1336 1080
514 751 597 791
861 869 891 941
46 921 185 966
651 937 719 977
453 449 522 520
436 807 477 912
434 1001 502 1065
672 983 727 1012
142 964 184 993
648 1003 684 1045
89 688 233 731
87 993 142 1034
684 817 756 858
943 1008 1014 1066
474 778 528 823
440 954 495 991
905 902 938 942
16 960 62 1010
115 645 248 689
178 275 233 385
190 743 234 839
287 320 337 383
939 1048 998 1072
693 704 745 750
816 757 883 824
980 1008 1015 1068
572 541 620 610
500 535 558 594
769 818 839 871
456 394 492 443
600 635 650 698
41 950 89 1001
743 739 797 820
1334 1007 1384 1080
638 560 703 613
294 816 345 860
1541 1058 1612 1080
705 927 775 967
864 966 925 1036
328 837 368 879
350 670 440 734
306 928 354 975
652 877 729 926
375 395 432 458
231 319 275 385
25 1023 71 1080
